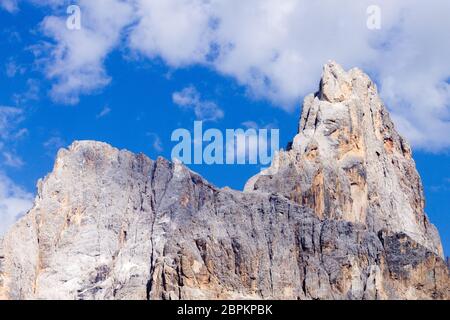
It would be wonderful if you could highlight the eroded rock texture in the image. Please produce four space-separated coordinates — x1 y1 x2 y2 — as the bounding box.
246 62 443 257
0 62 448 300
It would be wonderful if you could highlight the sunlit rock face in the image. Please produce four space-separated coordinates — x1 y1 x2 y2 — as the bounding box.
0 63 448 300
245 61 443 258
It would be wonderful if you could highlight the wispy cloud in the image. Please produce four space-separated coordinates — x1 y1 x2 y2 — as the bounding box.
0 106 28 165
96 106 111 119
0 0 19 13
173 86 224 122
146 132 163 152
5 59 26 77
0 106 25 140
12 79 40 105
0 105 32 235
0 171 33 236
0 106 20 130
2 151 24 168
0 107 26 170
242 120 278 130
43 136 66 157
241 121 259 130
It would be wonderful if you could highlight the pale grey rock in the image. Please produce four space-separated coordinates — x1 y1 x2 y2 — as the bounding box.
0 62 448 300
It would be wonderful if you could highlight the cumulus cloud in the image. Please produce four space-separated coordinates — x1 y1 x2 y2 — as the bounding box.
4 0 450 151
130 0 378 105
34 0 134 104
173 86 224 121
129 0 214 66
135 0 450 151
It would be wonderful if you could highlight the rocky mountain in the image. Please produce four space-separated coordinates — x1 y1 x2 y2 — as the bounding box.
246 62 443 257
0 62 448 300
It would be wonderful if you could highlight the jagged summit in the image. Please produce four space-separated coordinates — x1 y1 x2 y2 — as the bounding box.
318 60 371 101
0 63 448 300
319 60 354 103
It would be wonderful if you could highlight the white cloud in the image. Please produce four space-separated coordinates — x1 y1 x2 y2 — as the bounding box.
0 172 33 235
129 0 213 67
5 59 26 77
43 136 66 156
146 132 163 152
96 105 111 119
0 105 29 159
12 128 28 140
5 0 450 151
0 106 32 235
12 79 40 105
2 151 24 168
128 0 378 106
130 0 450 151
173 86 224 121
0 106 24 139
35 0 134 104
241 121 259 130
0 106 27 168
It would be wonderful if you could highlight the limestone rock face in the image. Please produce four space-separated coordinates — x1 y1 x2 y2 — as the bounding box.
245 61 443 258
0 62 448 300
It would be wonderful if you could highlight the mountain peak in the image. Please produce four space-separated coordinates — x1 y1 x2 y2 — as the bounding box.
247 62 443 258
319 61 353 103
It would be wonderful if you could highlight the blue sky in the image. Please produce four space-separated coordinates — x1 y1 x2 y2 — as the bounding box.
0 1 448 256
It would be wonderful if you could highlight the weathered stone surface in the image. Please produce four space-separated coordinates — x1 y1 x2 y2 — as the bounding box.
245 61 443 258
0 62 448 300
